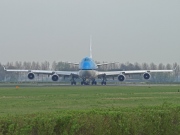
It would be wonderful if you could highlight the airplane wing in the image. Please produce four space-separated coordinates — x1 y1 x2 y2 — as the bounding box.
98 69 174 77
3 66 78 76
97 69 175 82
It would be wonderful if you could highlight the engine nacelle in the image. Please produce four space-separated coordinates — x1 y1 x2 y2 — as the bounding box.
28 72 35 80
52 74 59 81
143 73 151 80
118 74 126 81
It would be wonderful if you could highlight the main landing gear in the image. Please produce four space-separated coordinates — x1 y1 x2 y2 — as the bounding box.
101 75 107 85
81 81 88 85
71 77 76 85
91 80 97 85
101 81 106 85
71 81 76 85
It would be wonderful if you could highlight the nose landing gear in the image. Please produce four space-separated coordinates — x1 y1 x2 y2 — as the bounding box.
81 79 89 85
81 81 90 85
81 79 97 85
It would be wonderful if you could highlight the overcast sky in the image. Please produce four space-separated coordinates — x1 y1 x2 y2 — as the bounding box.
0 0 180 64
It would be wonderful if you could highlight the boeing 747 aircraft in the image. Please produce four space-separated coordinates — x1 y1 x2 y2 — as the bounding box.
4 43 174 85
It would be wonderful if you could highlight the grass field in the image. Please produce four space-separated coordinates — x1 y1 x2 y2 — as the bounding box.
0 86 180 134
0 86 180 116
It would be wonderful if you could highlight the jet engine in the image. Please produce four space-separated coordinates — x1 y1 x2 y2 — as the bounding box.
118 74 125 81
28 72 35 80
143 73 151 80
52 74 59 81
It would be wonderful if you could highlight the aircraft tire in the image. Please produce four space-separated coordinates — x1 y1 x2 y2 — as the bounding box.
101 82 106 85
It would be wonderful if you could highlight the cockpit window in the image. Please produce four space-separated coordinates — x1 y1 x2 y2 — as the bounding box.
84 58 90 61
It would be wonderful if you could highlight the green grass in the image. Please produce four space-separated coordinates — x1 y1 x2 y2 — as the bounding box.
0 86 180 116
0 86 180 135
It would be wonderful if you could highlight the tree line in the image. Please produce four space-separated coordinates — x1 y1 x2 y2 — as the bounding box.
0 61 179 83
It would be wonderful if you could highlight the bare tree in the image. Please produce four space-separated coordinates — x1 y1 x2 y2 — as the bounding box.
141 63 149 70
150 62 157 70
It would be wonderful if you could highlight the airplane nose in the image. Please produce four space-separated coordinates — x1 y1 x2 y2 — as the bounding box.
83 62 91 69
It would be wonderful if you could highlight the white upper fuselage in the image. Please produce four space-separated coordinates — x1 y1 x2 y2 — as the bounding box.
78 57 98 80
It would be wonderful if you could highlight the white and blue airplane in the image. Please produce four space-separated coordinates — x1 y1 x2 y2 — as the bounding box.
4 42 174 85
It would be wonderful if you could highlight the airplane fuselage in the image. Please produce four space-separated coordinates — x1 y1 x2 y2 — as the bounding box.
78 70 98 79
78 57 98 80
